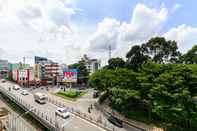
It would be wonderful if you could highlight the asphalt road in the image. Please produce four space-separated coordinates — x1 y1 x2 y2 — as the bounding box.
0 82 104 131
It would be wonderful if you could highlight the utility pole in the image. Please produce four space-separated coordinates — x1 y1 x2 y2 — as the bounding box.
109 45 111 60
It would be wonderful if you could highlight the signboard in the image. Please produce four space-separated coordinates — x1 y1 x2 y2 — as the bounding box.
63 69 77 83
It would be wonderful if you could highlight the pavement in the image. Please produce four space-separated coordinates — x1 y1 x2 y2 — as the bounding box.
0 82 104 131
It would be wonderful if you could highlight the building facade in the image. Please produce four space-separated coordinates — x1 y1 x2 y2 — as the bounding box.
82 54 101 74
0 60 9 79
44 62 59 85
12 67 35 87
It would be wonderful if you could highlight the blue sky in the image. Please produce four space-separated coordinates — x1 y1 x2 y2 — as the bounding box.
0 0 196 65
74 0 197 31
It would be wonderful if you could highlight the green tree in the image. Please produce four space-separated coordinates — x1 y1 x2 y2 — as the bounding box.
108 57 125 69
181 45 197 64
126 45 149 69
69 61 89 84
142 37 181 63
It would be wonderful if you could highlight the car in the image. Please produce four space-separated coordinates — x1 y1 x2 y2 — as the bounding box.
1 79 6 83
93 91 100 98
13 85 20 90
55 108 70 119
107 115 123 128
21 90 28 95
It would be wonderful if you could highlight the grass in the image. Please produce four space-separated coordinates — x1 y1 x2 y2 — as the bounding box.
0 93 49 131
55 90 86 101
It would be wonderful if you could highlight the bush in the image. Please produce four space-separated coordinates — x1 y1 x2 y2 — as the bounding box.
57 91 80 98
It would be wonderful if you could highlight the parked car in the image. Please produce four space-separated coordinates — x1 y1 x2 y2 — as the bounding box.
108 115 123 128
21 90 28 95
55 107 70 119
93 91 100 98
13 85 20 90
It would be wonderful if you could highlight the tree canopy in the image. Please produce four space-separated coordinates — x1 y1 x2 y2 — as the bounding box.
88 37 197 130
108 57 125 69
181 45 197 64
68 60 89 84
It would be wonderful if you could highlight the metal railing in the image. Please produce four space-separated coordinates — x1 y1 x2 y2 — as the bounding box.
47 97 118 131
0 87 58 131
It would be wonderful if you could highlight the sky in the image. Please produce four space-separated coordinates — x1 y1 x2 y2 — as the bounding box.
0 0 196 65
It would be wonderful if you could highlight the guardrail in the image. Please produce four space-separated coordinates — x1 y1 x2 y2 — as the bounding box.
47 97 119 131
0 87 58 131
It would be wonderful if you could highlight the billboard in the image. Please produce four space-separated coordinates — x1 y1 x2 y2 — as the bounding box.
62 69 77 83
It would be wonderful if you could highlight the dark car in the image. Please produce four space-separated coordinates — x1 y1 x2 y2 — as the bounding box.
108 115 123 128
93 91 100 98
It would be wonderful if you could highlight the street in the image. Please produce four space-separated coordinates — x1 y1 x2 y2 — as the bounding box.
0 81 104 131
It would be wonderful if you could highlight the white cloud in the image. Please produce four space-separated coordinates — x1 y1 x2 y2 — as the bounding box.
89 3 168 51
0 0 80 64
0 1 196 66
89 18 120 51
119 3 167 42
171 4 182 13
164 24 197 52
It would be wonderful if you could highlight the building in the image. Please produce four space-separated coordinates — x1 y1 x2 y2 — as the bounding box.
81 54 101 74
34 56 60 85
12 67 35 87
35 56 48 64
0 60 9 79
44 62 59 85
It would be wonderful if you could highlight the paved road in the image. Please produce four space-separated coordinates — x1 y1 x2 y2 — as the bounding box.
27 86 142 131
0 82 104 131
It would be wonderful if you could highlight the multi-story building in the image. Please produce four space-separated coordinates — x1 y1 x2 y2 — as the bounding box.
34 56 60 85
44 62 59 85
81 54 101 74
8 63 30 81
0 60 9 79
12 67 35 87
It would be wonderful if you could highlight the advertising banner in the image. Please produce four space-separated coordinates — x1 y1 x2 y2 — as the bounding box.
63 69 77 83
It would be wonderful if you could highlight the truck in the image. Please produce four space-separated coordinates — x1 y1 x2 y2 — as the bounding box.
34 92 47 104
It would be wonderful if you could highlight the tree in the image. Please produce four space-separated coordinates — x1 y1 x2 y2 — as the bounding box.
88 68 116 91
142 37 181 63
181 45 197 64
69 61 89 84
108 57 125 69
126 45 149 69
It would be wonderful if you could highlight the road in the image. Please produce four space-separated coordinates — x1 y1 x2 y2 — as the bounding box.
0 81 104 131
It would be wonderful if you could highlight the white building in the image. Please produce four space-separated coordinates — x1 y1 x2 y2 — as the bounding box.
81 55 101 74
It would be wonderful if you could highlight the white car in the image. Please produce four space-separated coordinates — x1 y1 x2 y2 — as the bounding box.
13 85 20 90
21 90 28 95
55 108 70 119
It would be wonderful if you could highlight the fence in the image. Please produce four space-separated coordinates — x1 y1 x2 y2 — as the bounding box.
0 87 58 131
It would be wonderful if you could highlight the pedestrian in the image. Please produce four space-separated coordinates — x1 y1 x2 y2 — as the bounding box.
88 107 91 113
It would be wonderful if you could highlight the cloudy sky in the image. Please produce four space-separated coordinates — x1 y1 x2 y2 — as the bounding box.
0 0 196 65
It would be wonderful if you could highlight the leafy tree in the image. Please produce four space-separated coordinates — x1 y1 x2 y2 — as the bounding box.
88 68 116 91
126 45 149 69
181 45 197 64
142 37 181 63
108 57 125 69
69 61 89 84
